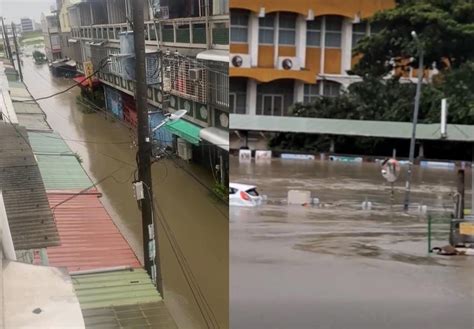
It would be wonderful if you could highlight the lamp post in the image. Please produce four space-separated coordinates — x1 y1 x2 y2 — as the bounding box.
151 109 187 133
403 31 424 212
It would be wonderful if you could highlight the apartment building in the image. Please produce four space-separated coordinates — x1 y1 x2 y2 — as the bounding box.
229 0 395 149
62 0 229 184
41 12 62 61
20 18 34 32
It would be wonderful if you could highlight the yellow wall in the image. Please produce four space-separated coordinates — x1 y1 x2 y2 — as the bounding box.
324 49 341 74
230 0 395 18
230 44 249 54
258 46 274 67
306 48 321 73
278 46 296 57
230 67 316 83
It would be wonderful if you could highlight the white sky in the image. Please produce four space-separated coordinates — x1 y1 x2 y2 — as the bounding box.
0 0 56 24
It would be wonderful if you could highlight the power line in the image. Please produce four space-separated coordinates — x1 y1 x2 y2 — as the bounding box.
13 57 110 103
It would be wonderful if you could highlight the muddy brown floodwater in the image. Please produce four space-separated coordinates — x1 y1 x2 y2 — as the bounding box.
230 157 474 329
22 57 228 329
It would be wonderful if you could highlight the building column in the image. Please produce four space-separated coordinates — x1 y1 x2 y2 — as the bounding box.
294 80 304 103
247 79 257 116
295 14 306 69
248 12 259 66
341 18 353 74
273 12 279 68
330 138 335 153
418 142 424 158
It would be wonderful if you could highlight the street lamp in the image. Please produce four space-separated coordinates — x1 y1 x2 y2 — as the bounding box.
151 109 187 133
403 31 424 212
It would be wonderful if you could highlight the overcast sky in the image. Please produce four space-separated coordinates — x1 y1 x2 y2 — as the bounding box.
1 0 56 24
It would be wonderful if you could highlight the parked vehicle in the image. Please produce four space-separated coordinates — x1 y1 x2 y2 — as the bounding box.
229 182 263 207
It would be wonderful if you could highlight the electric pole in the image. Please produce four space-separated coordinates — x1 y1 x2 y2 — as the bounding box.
403 31 424 212
11 23 23 81
132 0 163 295
1 17 13 64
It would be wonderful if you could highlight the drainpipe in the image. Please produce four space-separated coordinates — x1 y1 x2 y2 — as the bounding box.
205 0 210 49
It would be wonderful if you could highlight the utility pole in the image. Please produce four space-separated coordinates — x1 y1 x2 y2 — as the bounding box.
403 31 424 212
132 0 163 295
1 17 13 64
11 23 23 81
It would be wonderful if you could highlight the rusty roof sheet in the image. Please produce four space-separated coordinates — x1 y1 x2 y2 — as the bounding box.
0 123 60 250
39 192 141 272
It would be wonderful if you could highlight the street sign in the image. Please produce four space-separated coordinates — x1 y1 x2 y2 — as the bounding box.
83 61 94 88
381 158 400 183
460 222 474 236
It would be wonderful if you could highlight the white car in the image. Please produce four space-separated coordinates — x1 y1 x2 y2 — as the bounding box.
229 183 263 207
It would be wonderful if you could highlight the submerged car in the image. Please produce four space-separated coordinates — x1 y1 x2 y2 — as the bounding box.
229 183 263 207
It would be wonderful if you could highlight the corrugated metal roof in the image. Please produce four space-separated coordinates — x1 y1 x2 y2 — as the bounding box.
0 123 60 250
230 114 474 142
36 154 92 190
8 86 31 98
72 269 161 310
12 102 44 114
17 113 52 131
81 302 177 329
28 131 74 155
40 192 141 271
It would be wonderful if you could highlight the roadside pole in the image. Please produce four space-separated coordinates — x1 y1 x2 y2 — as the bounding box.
403 32 424 212
132 0 163 295
1 17 13 65
11 23 23 81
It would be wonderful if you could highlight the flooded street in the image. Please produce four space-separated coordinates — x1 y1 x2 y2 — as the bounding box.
22 57 228 329
230 157 473 329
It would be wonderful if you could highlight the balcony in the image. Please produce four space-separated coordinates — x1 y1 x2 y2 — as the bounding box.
159 16 228 49
70 16 229 49
71 21 158 45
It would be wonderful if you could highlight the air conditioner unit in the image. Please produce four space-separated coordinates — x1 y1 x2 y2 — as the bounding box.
177 138 192 161
230 54 251 68
189 68 204 81
277 57 300 71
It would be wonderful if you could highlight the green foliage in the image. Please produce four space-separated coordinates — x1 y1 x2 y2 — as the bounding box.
212 182 228 203
354 0 474 76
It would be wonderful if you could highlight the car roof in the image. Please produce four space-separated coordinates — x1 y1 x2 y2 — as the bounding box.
229 182 257 190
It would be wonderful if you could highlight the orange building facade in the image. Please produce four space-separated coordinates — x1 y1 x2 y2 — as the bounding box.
229 0 395 118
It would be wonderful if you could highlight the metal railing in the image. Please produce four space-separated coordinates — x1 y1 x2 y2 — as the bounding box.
71 16 229 48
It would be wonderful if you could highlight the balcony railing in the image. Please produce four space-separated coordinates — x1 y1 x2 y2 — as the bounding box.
159 16 228 48
71 21 158 45
71 16 229 49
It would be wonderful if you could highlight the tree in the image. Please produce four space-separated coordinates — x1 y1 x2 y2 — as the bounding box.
354 0 474 77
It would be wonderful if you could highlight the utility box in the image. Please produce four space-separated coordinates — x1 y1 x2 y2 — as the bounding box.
449 218 474 247
177 138 192 161
287 190 312 205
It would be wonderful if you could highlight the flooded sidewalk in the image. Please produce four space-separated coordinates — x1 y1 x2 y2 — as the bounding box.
230 157 474 329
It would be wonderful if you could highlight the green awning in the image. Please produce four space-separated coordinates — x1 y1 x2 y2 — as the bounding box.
164 119 201 145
